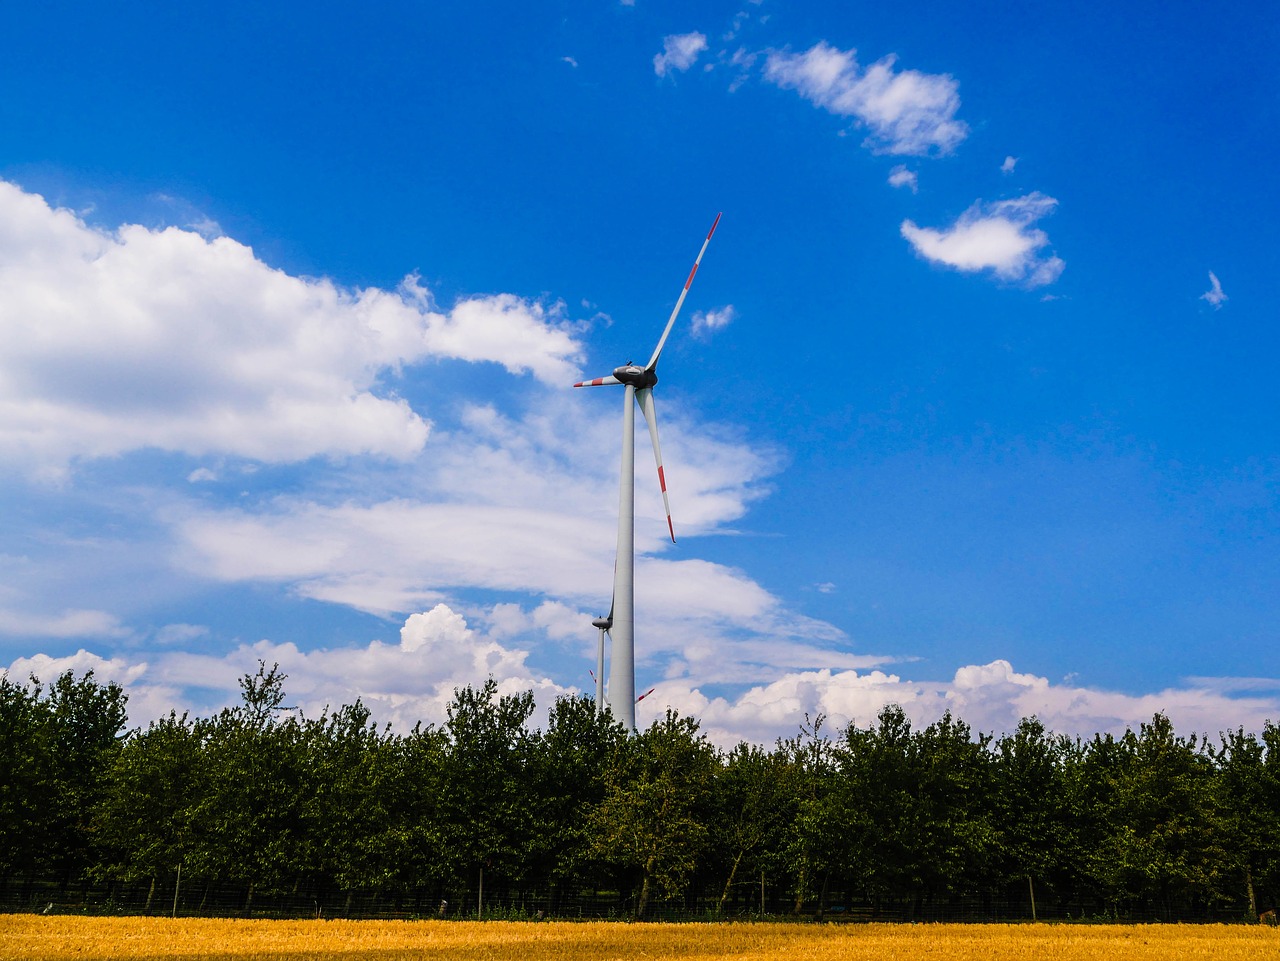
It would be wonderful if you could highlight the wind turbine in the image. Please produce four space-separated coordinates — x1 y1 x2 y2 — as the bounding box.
575 213 721 731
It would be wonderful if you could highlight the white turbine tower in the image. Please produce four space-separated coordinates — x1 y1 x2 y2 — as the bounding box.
575 213 721 731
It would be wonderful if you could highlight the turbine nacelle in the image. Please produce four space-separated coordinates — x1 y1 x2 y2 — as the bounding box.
572 364 658 390
613 364 658 389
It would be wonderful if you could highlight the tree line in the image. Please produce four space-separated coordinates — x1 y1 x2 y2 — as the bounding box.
1 664 1277 922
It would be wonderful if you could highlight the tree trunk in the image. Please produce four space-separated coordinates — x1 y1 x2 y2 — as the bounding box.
144 875 156 913
792 860 807 915
637 858 655 918
1247 864 1257 919
719 850 745 915
244 881 254 914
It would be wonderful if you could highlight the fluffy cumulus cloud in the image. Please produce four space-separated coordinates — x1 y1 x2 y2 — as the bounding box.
2 604 569 730
656 659 1280 749
654 32 709 77
901 193 1065 287
0 180 583 472
764 42 967 156
9 640 1276 749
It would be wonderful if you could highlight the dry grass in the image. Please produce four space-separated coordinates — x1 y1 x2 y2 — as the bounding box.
1 916 1275 961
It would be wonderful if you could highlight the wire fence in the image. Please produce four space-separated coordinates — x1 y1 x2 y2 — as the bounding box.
0 873 1257 924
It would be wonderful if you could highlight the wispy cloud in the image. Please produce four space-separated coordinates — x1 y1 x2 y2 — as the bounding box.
1201 270 1227 308
763 41 967 156
654 32 709 78
0 607 130 640
174 393 780 618
901 193 1065 287
691 304 736 340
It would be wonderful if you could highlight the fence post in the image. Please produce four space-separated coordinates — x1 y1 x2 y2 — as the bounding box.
172 863 181 918
1027 876 1037 922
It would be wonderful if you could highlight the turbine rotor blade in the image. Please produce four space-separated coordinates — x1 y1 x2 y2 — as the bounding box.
574 374 622 387
645 212 722 371
636 387 674 543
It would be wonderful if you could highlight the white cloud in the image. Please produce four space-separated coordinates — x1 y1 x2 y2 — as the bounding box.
690 304 736 340
656 659 1280 749
1201 270 1227 308
12 642 1276 751
887 165 918 192
0 607 130 639
901 193 1065 287
561 56 578 68
654 32 709 78
3 605 572 731
154 623 209 645
1001 155 1018 174
4 648 148 686
174 388 779 615
764 42 967 156
0 180 584 473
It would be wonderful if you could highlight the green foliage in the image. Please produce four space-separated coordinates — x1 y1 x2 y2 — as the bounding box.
94 711 201 885
588 709 717 916
0 674 55 878
0 670 127 886
4 665 1278 922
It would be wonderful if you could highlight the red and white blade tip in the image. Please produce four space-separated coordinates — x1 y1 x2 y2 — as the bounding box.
657 465 674 543
573 375 620 388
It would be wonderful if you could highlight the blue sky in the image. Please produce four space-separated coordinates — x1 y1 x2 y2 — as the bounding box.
2 1 1278 744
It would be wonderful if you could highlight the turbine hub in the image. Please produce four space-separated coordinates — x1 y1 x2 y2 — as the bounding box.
591 616 613 630
612 364 657 389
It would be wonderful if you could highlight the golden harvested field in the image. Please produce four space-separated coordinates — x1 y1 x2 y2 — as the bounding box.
1 916 1275 961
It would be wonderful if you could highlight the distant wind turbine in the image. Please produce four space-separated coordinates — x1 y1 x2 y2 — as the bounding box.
575 213 721 731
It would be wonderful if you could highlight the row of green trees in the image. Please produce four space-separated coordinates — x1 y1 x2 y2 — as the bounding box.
2 664 1278 920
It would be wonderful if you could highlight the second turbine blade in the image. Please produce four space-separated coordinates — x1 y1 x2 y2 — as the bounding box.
636 387 674 543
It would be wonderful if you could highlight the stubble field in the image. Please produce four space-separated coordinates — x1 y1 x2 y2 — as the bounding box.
1 916 1276 961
